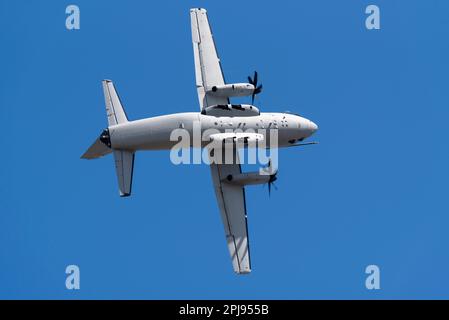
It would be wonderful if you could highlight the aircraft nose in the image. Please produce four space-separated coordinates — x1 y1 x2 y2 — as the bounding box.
309 120 318 133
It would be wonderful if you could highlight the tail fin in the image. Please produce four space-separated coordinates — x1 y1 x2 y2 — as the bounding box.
102 80 128 126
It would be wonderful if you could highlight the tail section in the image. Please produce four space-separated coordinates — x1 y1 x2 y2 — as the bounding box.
102 80 128 126
82 80 135 197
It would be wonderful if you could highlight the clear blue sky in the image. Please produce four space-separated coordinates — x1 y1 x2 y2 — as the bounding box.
1 0 449 299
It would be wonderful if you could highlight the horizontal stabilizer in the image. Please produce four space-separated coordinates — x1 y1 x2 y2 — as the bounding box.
81 137 112 159
113 150 135 197
103 80 128 126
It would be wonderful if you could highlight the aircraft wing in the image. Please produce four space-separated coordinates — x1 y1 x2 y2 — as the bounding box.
209 149 251 274
190 8 229 110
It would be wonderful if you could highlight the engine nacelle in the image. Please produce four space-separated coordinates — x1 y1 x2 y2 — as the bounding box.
223 171 272 186
207 83 254 97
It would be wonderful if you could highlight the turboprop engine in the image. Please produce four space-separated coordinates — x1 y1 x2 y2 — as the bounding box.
224 172 270 186
223 171 277 187
207 83 254 97
207 72 263 103
224 160 278 196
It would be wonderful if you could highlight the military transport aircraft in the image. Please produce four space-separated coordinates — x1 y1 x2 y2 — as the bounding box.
82 8 318 274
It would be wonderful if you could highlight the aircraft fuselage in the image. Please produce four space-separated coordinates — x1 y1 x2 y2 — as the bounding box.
108 112 318 151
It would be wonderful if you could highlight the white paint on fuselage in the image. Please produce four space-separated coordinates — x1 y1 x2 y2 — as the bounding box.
109 112 318 151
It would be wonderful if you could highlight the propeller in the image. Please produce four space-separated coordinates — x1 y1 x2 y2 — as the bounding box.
263 160 278 197
248 71 263 104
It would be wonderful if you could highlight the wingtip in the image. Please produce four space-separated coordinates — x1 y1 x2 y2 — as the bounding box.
236 269 251 275
120 193 131 198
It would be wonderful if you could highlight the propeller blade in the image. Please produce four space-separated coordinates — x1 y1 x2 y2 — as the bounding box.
267 170 278 197
248 71 262 104
268 179 278 197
